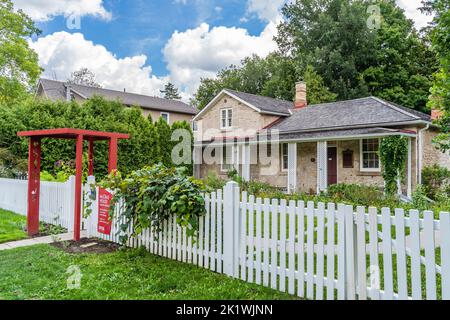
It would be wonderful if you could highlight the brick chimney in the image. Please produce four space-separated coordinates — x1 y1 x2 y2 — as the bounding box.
431 109 444 121
294 81 307 109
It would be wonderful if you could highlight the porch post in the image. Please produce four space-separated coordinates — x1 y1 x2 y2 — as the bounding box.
287 143 297 193
242 143 250 182
407 137 412 198
317 141 328 194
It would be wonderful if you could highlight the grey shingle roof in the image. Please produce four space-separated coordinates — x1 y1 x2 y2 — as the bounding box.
38 78 198 115
269 96 430 132
225 89 293 116
277 127 413 141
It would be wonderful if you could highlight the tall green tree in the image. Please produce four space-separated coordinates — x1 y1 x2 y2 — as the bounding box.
0 0 42 104
160 82 182 100
155 116 173 166
276 0 437 111
422 0 450 151
192 53 336 110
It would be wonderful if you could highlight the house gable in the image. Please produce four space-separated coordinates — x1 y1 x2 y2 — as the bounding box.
195 92 282 142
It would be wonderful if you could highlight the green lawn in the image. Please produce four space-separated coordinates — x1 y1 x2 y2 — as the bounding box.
0 244 297 300
0 209 27 244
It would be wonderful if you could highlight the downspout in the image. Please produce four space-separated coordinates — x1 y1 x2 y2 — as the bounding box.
418 124 430 185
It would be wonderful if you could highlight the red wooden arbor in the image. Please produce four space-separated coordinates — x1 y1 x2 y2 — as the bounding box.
17 129 130 241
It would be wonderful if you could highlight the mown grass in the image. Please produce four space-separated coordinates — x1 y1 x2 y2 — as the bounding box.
0 209 27 244
0 244 298 300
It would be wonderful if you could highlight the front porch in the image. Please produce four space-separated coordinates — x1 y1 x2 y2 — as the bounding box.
197 128 418 197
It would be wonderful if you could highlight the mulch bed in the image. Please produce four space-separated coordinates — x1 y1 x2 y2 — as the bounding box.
51 238 120 254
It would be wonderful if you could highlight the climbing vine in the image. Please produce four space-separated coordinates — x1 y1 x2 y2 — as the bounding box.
379 136 408 195
98 164 206 244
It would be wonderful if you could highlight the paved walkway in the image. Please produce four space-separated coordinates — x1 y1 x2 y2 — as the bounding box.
0 231 87 251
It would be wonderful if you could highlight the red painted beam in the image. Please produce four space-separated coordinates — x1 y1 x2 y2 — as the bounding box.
74 134 83 241
17 128 130 140
108 137 118 173
27 137 41 236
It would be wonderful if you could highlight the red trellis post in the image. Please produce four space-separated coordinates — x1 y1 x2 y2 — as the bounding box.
18 129 130 241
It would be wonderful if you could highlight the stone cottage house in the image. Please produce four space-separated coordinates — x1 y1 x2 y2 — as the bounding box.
193 82 450 197
36 78 197 125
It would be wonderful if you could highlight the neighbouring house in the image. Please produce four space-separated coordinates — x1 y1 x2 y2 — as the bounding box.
36 78 197 124
193 82 450 197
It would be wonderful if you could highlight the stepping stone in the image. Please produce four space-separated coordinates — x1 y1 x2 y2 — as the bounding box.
80 242 98 248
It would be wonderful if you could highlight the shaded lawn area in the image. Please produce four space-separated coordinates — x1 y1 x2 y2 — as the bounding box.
0 244 297 300
0 209 27 244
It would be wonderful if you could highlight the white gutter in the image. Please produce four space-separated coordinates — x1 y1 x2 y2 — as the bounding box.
418 123 430 184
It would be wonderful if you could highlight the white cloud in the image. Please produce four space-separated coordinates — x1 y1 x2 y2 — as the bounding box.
246 0 286 23
163 22 278 96
12 0 111 21
29 32 166 96
396 0 433 29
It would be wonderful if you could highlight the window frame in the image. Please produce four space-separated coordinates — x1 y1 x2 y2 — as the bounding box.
360 138 381 172
220 108 233 130
281 143 289 172
160 112 170 123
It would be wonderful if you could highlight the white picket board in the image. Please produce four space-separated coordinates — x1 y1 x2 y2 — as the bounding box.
409 210 422 300
424 211 437 300
326 203 336 300
241 192 248 281
337 204 346 300
217 190 223 273
270 198 279 290
255 197 263 285
248 195 255 284
344 205 356 300
198 215 204 267
306 201 315 299
297 201 305 298
288 200 296 295
394 209 408 300
440 212 450 300
381 208 394 300
356 206 367 300
279 199 287 292
204 200 210 269
263 199 270 287
316 203 325 300
210 192 217 271
368 207 380 300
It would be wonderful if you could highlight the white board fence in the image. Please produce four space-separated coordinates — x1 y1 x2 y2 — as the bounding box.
85 181 450 301
0 177 77 231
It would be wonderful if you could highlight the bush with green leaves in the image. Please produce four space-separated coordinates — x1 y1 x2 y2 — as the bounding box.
0 97 193 179
379 136 408 195
422 164 450 199
99 164 206 244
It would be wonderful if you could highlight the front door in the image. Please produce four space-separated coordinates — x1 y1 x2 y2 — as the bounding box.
327 147 337 186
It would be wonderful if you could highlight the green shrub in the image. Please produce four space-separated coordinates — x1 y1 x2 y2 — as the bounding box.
99 164 206 244
0 97 193 179
422 165 450 199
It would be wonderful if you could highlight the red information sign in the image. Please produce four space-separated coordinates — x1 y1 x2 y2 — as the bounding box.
98 188 113 235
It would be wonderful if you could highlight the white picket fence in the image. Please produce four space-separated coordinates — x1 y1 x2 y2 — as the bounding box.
85 181 450 301
0 177 76 231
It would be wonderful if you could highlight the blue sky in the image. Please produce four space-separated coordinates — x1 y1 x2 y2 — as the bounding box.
12 0 431 100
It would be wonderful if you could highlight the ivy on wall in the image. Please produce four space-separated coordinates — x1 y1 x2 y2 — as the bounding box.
379 136 408 195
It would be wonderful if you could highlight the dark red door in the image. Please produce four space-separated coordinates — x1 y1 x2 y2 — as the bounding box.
328 147 337 186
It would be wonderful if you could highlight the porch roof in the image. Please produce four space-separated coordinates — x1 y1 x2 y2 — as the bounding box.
195 127 416 146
